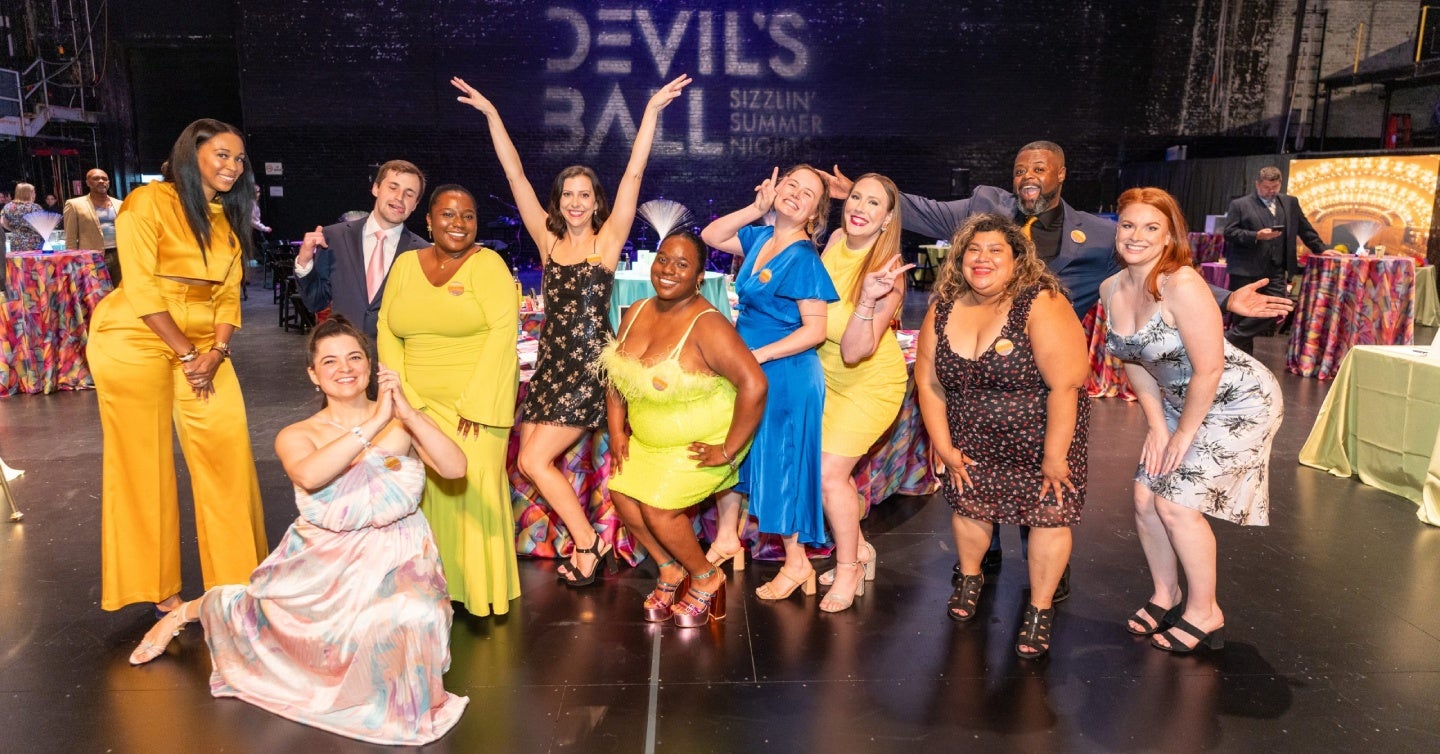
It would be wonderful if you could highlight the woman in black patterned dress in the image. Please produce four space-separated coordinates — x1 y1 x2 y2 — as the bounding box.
453 73 691 585
914 213 1091 659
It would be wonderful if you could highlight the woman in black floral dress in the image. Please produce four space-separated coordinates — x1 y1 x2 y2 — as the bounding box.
453 74 691 586
915 213 1091 659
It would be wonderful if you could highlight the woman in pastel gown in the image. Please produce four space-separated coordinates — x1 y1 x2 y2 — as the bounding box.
813 173 914 613
1103 187 1282 654
127 316 470 746
701 165 839 601
377 185 520 615
451 73 689 587
601 231 767 626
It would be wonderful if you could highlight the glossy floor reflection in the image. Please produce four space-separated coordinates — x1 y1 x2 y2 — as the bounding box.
1 289 1438 753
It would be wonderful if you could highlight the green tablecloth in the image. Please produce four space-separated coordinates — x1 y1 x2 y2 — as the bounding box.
609 270 733 329
1298 345 1440 526
1416 264 1438 328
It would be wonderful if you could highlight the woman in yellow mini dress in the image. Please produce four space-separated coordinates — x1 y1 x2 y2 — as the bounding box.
89 118 268 613
602 231 767 627
377 185 520 616
815 173 914 613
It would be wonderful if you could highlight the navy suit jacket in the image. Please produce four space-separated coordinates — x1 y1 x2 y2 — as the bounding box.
1222 192 1326 280
899 185 1121 317
297 217 428 338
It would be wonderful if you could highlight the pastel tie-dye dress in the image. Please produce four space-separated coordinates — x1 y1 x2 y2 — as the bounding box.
199 449 467 745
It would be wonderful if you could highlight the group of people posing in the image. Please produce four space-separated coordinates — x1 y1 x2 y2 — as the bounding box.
96 74 1290 744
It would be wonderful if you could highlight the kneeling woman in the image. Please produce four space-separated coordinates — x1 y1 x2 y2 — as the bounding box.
602 231 767 627
128 316 470 746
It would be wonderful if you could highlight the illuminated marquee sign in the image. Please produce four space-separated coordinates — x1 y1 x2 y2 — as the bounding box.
543 6 820 159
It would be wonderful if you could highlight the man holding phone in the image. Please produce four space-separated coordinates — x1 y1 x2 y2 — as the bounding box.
1222 165 1333 354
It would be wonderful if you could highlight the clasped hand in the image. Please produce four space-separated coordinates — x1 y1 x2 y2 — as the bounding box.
182 350 223 400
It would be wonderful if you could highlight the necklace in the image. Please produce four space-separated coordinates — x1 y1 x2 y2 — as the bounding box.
434 246 472 270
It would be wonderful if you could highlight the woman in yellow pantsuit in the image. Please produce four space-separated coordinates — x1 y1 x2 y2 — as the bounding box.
89 118 268 613
378 185 520 616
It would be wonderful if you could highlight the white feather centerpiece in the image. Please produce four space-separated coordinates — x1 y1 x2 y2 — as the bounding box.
637 199 693 245
23 211 62 248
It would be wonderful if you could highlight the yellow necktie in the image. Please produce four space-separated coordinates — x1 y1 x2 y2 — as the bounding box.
1022 216 1037 239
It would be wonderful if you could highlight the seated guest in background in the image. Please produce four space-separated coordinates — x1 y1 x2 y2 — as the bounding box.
702 165 839 603
64 169 121 285
128 316 470 746
1221 165 1333 354
1 183 46 251
1104 187 1283 653
602 231 767 627
43 193 60 211
452 73 690 589
915 213 1090 660
294 160 428 339
813 173 913 614
826 143 1293 599
377 184 520 616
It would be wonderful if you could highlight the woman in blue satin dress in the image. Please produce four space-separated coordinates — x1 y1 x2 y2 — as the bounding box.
701 165 839 600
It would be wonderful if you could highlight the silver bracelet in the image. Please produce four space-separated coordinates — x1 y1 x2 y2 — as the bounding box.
719 445 739 470
852 311 875 321
348 426 371 449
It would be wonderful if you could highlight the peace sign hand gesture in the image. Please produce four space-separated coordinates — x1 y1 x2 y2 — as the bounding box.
753 166 779 214
858 255 917 303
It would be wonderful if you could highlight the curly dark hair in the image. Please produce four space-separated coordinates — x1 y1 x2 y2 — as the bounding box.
932 212 1067 305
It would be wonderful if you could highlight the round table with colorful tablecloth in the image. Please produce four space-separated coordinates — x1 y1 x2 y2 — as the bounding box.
1286 254 1415 380
1 250 112 396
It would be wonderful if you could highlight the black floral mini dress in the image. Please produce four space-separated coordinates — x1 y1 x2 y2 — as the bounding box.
522 255 614 428
933 285 1089 527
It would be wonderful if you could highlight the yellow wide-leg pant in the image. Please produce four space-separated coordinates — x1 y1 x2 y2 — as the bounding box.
89 280 268 611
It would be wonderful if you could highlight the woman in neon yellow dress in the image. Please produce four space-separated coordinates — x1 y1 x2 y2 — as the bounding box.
377 185 520 616
815 173 914 613
601 231 767 627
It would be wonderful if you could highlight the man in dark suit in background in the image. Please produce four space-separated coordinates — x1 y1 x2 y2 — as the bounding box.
825 142 1296 602
1222 165 1332 354
294 159 428 339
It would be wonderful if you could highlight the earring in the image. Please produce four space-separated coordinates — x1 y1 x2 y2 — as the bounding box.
314 385 320 392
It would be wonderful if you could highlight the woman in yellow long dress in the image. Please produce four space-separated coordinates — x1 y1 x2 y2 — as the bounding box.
89 118 267 613
377 185 520 616
814 173 913 613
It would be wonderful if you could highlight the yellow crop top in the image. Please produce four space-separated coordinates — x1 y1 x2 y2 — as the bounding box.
115 181 245 325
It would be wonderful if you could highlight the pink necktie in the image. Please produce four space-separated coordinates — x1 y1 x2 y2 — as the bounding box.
366 230 386 301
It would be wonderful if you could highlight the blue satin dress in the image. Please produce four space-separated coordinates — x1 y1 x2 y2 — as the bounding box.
732 225 839 545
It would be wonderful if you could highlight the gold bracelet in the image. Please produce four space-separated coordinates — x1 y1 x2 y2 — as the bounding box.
212 342 232 359
719 445 739 470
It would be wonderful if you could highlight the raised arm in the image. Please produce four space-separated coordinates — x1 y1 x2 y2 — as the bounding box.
701 167 777 254
839 254 913 364
451 76 551 258
599 74 692 264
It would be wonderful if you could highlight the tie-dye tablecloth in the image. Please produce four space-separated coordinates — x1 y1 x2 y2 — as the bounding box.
506 330 938 565
1081 301 1135 401
1188 232 1226 263
1286 255 1415 380
1 250 112 396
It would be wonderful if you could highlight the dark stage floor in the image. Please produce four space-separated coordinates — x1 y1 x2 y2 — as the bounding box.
2 285 1438 753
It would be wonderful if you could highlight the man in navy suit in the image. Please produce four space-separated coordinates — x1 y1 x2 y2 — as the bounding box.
1222 165 1331 354
294 159 428 338
825 142 1294 602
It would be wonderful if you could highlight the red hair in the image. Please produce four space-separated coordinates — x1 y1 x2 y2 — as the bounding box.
1116 187 1193 301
